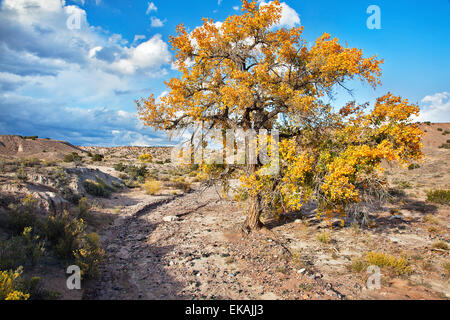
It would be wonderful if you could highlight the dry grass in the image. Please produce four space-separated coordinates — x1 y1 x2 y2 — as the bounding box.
432 241 449 250
426 189 450 205
316 231 331 244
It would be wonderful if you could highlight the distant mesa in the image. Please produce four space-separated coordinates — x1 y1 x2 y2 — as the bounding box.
0 135 85 160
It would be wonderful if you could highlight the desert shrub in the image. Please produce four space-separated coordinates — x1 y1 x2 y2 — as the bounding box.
442 130 450 135
23 136 38 140
113 162 126 172
290 249 305 268
142 180 162 195
432 241 449 250
138 153 153 163
408 163 420 170
348 252 412 275
118 173 128 180
426 189 450 205
437 128 443 131
82 178 116 198
348 258 368 273
61 188 82 205
444 261 450 275
0 227 45 270
91 154 104 162
15 167 28 182
77 197 90 218
63 152 81 163
6 195 39 234
155 160 164 164
169 178 191 192
396 180 412 189
316 231 331 244
21 157 41 167
18 276 59 300
125 164 148 182
425 121 431 125
0 267 30 300
424 214 439 224
73 233 104 279
438 143 450 149
41 211 85 259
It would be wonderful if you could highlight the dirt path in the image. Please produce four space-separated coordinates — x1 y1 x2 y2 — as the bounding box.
84 184 448 300
84 187 276 300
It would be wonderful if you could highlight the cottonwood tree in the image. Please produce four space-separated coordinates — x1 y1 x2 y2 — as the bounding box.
137 0 423 231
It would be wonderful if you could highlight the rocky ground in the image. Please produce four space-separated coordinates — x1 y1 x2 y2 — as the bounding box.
0 123 449 300
81 183 448 300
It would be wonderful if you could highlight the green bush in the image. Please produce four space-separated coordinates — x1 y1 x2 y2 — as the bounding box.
113 162 126 172
73 233 104 279
408 163 420 170
41 211 85 259
91 154 104 162
78 197 90 219
6 196 39 235
15 167 28 182
125 164 148 181
23 136 38 140
63 152 82 163
426 189 450 205
83 178 116 198
438 143 450 149
0 227 45 270
437 128 443 131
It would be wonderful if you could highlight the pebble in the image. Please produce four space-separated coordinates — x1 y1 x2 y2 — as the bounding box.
163 215 180 222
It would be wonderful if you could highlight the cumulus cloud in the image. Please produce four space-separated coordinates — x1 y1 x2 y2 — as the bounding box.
150 16 165 28
0 93 171 146
259 1 300 28
109 34 170 74
0 0 173 145
415 92 450 123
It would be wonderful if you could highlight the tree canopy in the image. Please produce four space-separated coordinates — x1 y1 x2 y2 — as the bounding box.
137 0 423 230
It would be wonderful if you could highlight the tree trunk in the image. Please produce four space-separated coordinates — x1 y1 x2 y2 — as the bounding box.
244 193 263 231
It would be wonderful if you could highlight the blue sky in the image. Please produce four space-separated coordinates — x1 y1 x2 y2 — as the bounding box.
0 0 449 146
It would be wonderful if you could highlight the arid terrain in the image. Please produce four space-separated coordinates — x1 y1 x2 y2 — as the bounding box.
0 123 449 300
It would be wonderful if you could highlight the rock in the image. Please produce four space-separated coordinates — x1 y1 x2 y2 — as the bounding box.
163 215 180 222
297 268 306 274
388 215 409 223
117 248 130 260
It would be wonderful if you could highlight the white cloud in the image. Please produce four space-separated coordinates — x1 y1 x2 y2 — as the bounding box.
150 16 165 27
0 93 171 146
146 2 157 15
110 34 170 75
414 92 450 123
259 1 300 28
0 0 173 145
133 35 146 44
233 6 239 11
